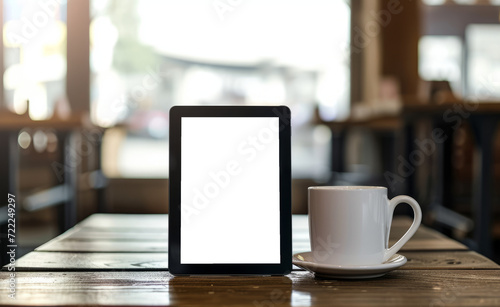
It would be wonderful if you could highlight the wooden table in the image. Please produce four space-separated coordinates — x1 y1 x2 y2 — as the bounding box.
1 214 500 306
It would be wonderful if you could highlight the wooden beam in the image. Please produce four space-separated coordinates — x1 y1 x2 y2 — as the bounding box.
380 0 420 98
66 0 90 113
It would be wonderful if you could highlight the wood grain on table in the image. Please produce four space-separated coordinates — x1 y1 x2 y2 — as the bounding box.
1 214 499 306
2 270 500 306
35 214 467 253
13 250 498 272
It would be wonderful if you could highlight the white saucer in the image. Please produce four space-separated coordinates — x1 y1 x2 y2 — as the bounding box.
292 252 407 279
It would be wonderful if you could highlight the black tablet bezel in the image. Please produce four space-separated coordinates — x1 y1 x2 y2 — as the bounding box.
169 105 291 275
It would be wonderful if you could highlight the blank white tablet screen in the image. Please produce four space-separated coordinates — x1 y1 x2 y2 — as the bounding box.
181 117 280 264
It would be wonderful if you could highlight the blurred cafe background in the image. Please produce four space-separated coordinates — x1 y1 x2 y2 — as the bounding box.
1 0 500 264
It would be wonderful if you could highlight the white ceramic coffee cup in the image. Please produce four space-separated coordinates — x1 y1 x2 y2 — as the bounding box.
308 186 422 266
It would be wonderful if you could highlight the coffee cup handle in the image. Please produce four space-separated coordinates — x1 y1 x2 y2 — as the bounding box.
383 195 422 262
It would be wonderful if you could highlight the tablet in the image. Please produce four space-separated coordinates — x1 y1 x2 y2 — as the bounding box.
169 105 291 275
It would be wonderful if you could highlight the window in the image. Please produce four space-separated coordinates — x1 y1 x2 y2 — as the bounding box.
3 0 67 120
419 2 500 100
91 0 350 179
466 24 500 100
419 35 462 95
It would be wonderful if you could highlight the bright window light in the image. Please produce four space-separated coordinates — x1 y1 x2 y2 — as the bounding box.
2 0 67 120
419 35 463 95
466 24 500 100
91 0 349 179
